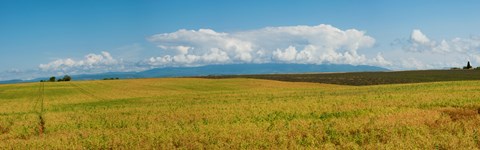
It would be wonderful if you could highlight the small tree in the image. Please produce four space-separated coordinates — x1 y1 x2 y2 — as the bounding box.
63 75 72 81
464 61 473 69
49 76 56 82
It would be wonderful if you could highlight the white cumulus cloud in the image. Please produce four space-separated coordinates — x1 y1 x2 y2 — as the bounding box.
411 29 431 44
39 51 123 74
392 29 480 69
145 24 385 67
273 46 298 62
403 29 480 53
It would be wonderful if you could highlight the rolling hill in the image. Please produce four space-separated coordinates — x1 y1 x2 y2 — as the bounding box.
202 69 480 85
1 64 388 83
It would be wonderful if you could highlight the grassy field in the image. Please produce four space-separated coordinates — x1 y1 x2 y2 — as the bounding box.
1 77 480 149
201 69 480 85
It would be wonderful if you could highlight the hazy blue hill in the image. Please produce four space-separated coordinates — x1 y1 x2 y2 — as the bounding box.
69 72 139 80
0 79 25 84
1 64 388 83
137 63 389 77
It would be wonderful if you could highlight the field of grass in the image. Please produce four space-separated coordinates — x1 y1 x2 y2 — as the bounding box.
1 77 480 149
201 69 480 85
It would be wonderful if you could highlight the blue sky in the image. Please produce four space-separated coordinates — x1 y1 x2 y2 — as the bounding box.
2 0 480 80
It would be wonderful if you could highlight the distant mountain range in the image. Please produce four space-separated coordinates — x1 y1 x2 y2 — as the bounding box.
0 63 389 84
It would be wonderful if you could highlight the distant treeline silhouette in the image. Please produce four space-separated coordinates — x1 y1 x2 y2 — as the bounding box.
40 75 72 82
451 61 479 70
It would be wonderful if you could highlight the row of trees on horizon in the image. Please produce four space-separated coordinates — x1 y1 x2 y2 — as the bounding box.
451 61 480 70
40 75 71 82
39 75 121 82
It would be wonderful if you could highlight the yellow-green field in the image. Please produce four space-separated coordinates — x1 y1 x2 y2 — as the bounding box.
1 78 480 149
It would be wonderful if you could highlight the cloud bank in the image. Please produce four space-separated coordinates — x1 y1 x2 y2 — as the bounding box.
23 24 388 80
394 29 480 69
38 51 124 74
405 29 480 53
10 25 480 81
144 24 389 67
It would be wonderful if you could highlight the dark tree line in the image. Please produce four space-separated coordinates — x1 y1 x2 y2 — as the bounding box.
40 75 72 82
103 77 120 80
451 61 480 70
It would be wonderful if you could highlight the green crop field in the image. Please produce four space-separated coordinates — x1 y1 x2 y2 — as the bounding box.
1 77 480 149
